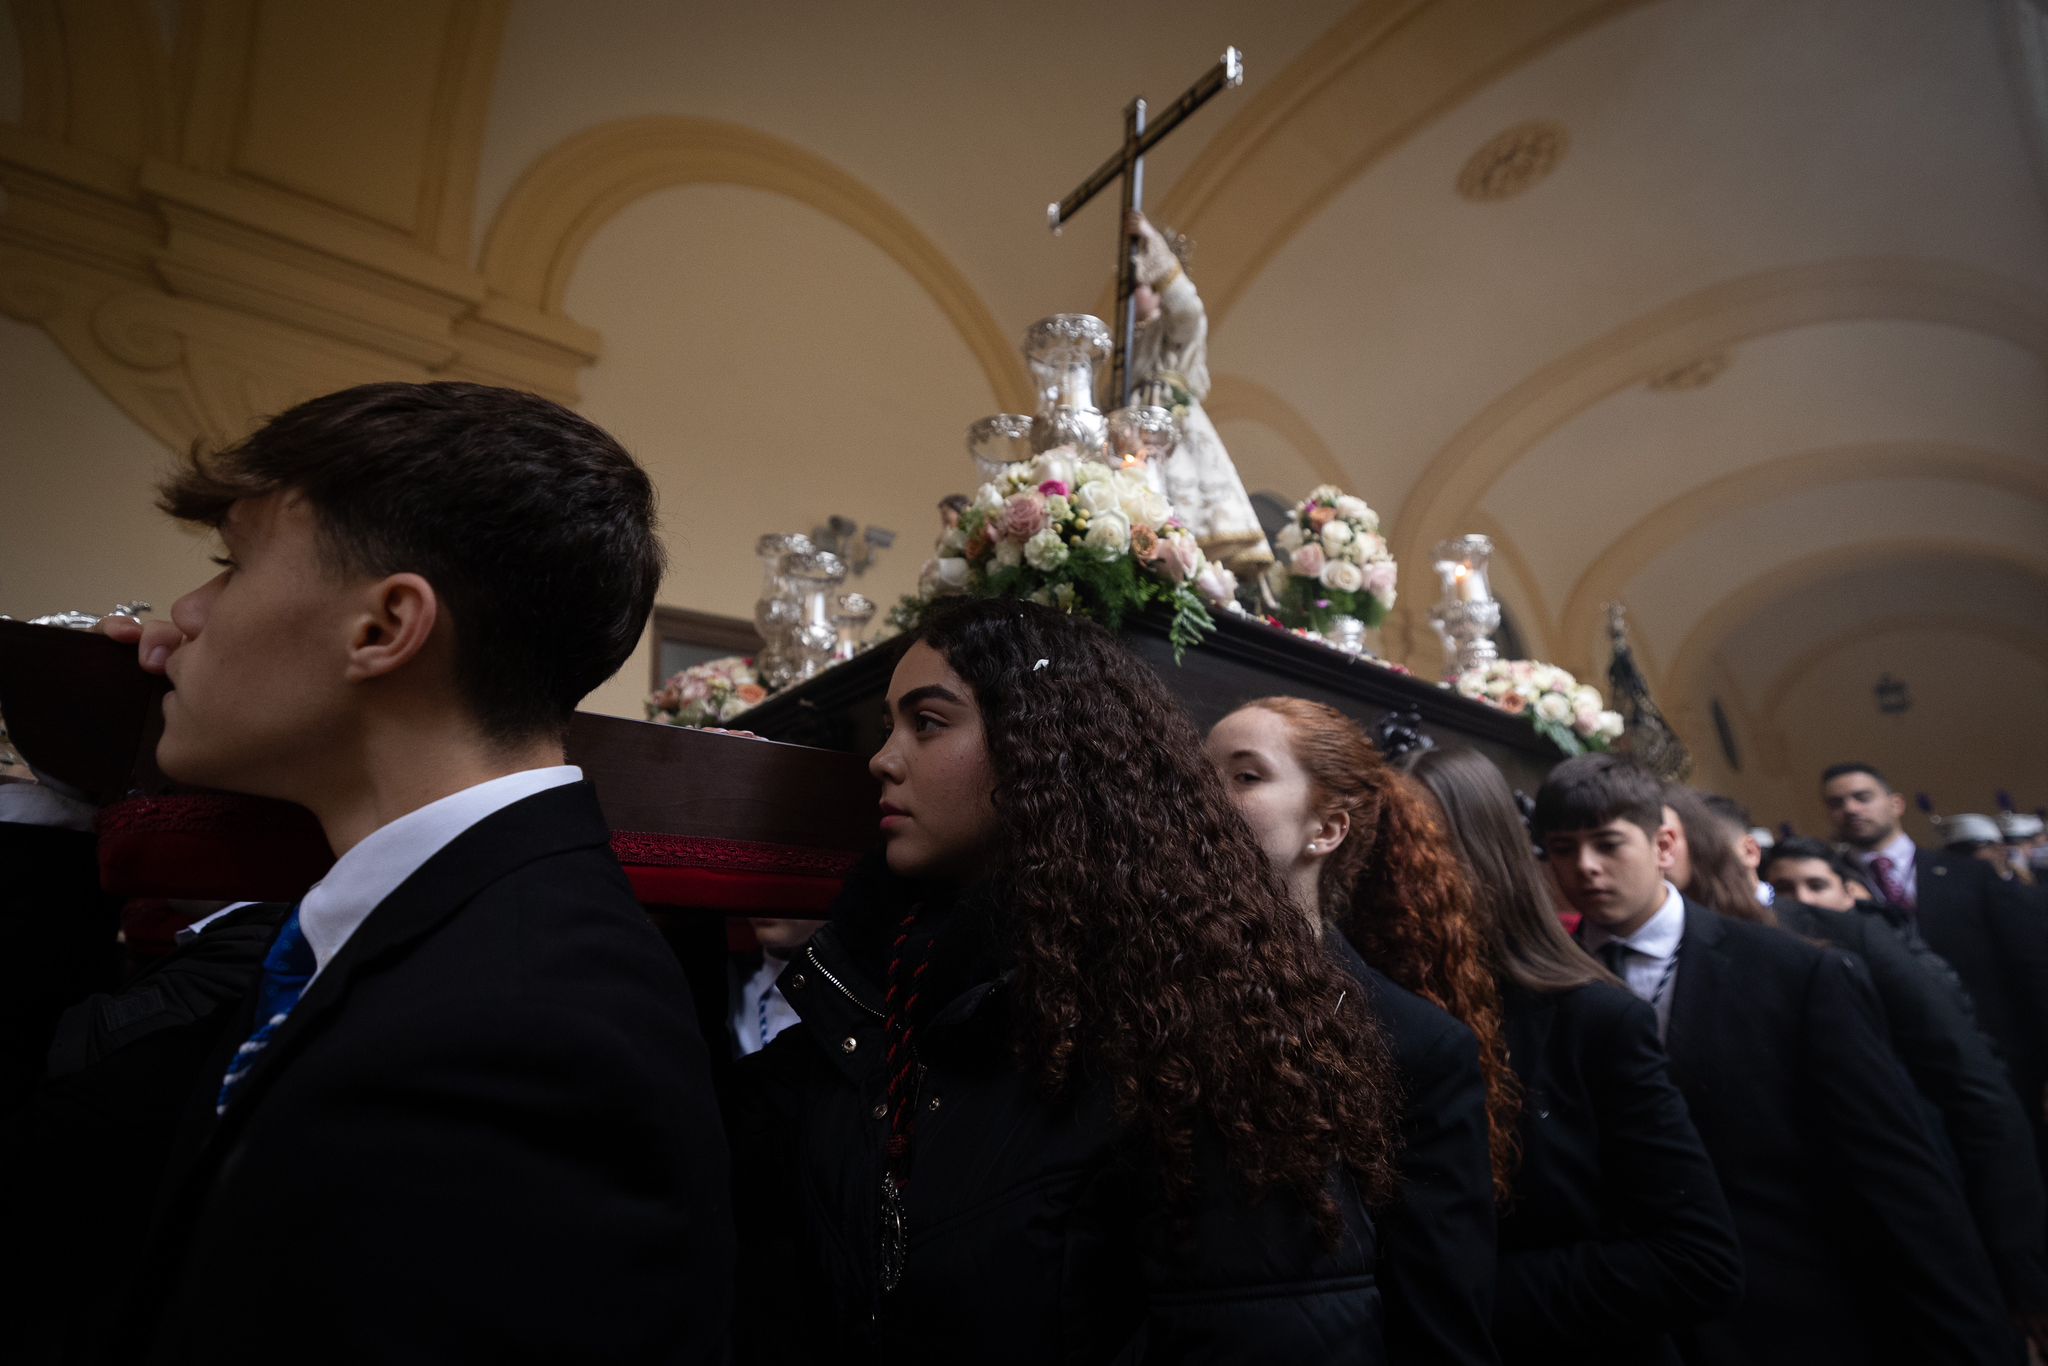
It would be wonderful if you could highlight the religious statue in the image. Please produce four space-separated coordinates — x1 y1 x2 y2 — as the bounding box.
1126 210 1273 574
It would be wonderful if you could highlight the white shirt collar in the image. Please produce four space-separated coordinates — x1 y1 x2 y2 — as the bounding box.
1584 881 1686 962
297 766 583 979
1860 830 1917 870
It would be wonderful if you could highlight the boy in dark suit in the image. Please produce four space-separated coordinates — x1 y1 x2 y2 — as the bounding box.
89 383 731 1362
1539 755 2016 1366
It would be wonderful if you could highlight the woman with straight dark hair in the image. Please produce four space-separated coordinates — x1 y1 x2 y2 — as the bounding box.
1405 746 1742 1366
730 599 1400 1364
1205 698 1511 1366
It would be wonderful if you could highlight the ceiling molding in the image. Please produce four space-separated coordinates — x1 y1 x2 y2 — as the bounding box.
1555 441 2048 670
1662 540 2048 723
1390 257 2048 584
1762 612 2048 730
478 115 1032 413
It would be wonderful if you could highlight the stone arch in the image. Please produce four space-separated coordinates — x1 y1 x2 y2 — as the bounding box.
478 116 1031 411
1661 541 2048 723
1555 442 2048 672
1389 259 2048 585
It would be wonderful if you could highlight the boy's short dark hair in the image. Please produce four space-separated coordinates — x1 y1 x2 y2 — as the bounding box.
1760 835 1858 885
1533 753 1666 841
160 381 665 743
1820 761 1889 792
1699 792 1751 833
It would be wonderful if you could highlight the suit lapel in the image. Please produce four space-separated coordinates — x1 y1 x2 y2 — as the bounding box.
1912 847 1959 926
193 781 614 1153
1663 899 1726 1070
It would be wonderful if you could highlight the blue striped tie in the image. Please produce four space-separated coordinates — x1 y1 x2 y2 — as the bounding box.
216 906 315 1115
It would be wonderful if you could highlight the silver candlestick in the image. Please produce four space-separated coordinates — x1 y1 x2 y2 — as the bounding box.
1429 534 1502 678
830 592 877 663
752 534 813 691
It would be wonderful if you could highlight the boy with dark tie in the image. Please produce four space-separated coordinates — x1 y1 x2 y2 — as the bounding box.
93 382 731 1362
1540 755 2016 1366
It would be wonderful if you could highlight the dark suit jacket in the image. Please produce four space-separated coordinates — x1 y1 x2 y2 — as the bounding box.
1775 898 2048 1314
1 901 286 1361
1493 981 1741 1366
1661 898 2016 1366
118 783 734 1365
1911 849 2048 1144
1331 934 1500 1366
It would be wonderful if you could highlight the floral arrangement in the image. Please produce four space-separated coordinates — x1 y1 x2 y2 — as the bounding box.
646 656 768 728
902 447 1240 659
1264 485 1399 635
1452 659 1625 755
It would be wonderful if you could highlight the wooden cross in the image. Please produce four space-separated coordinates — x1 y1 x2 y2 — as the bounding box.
1048 47 1244 407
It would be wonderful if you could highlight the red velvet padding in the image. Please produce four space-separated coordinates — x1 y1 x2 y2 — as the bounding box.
96 796 859 915
624 864 843 914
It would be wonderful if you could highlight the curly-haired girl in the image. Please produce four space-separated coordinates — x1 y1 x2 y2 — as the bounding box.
1204 697 1515 1366
731 599 1400 1363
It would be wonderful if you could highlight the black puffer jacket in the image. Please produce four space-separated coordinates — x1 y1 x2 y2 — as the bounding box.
730 866 1384 1365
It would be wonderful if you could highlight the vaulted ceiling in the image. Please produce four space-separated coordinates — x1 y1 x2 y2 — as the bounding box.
3 0 2044 826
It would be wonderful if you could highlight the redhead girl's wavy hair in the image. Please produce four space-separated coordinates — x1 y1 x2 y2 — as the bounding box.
914 600 1401 1237
1244 697 1522 1200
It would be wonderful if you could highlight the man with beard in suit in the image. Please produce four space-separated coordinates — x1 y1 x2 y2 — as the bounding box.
69 382 731 1363
1540 755 2015 1366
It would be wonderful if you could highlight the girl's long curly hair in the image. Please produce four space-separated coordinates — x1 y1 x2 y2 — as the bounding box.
1242 698 1522 1201
914 600 1401 1233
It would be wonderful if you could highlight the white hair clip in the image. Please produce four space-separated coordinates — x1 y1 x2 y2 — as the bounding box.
1033 658 1050 671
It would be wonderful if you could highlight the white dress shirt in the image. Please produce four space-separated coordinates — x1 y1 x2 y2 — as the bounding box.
730 955 802 1056
1582 881 1687 1038
1858 830 1919 907
292 766 583 981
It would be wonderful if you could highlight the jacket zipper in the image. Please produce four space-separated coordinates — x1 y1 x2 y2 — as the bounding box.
805 943 884 1019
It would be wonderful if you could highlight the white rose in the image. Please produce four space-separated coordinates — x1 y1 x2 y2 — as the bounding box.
1137 490 1173 527
973 482 1005 513
992 537 1024 570
1320 559 1366 593
1072 460 1111 486
1195 562 1238 606
932 557 971 593
1075 479 1119 515
1598 710 1626 741
1455 672 1487 698
1356 532 1388 561
1112 471 1152 520
1334 495 1370 522
1536 693 1573 724
1024 528 1069 572
1275 522 1304 553
1571 685 1602 712
1320 520 1355 551
1084 509 1132 554
1028 452 1075 488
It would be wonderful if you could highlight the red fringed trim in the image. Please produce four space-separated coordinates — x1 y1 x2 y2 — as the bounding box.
607 829 861 878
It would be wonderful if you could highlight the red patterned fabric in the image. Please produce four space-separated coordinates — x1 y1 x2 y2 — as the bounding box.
95 795 855 913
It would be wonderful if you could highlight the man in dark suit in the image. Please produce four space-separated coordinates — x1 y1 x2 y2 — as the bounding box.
1540 755 2017 1366
1763 837 2048 1345
66 383 731 1362
1824 762 2048 1172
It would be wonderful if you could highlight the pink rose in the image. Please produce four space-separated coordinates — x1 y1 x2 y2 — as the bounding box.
999 491 1048 542
1159 537 1203 584
1038 479 1070 497
1363 561 1398 599
1290 543 1327 578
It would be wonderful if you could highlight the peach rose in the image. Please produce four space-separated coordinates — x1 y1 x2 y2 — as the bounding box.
963 527 990 560
1308 506 1337 528
734 683 768 707
1130 524 1161 561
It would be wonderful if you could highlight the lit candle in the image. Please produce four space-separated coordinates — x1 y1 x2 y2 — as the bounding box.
1456 566 1487 603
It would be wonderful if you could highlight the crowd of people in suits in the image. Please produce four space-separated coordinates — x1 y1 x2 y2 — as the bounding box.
3 380 2045 1364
